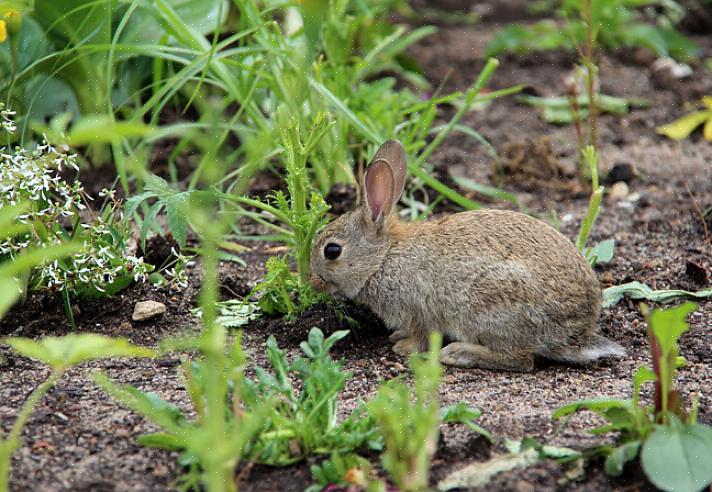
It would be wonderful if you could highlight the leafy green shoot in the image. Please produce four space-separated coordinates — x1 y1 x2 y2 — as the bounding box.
575 146 614 266
367 333 489 491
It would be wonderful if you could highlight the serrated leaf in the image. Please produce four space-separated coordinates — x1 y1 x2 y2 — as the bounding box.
5 334 156 369
164 193 189 248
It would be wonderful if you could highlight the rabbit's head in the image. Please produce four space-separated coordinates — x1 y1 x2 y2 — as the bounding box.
310 140 407 300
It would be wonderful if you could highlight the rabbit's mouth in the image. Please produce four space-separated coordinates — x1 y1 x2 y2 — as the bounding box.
310 275 329 292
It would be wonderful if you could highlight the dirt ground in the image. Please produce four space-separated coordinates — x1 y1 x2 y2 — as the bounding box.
2 2 712 491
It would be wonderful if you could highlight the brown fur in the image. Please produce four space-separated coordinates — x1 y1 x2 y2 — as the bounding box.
310 141 624 371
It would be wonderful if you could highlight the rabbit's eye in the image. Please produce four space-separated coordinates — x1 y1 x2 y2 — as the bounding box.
324 243 342 260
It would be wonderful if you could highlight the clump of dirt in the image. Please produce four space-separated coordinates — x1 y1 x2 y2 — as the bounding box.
491 137 580 192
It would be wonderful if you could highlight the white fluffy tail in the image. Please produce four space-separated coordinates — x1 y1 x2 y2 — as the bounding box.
550 335 626 363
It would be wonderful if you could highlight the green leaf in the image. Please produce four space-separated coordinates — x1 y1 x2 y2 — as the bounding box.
622 23 669 57
0 277 22 319
93 372 187 434
5 334 156 369
68 115 155 146
120 0 229 44
602 282 712 309
553 398 633 419
137 432 185 451
642 423 712 492
657 111 712 140
649 302 697 357
164 193 189 248
604 441 640 476
586 238 615 265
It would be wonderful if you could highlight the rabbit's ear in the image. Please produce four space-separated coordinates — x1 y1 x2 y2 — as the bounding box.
364 140 407 224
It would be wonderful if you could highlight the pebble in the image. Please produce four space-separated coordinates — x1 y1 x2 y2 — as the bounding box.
132 301 167 322
608 181 629 201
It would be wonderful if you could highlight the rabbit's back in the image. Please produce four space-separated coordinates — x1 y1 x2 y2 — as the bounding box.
360 209 601 354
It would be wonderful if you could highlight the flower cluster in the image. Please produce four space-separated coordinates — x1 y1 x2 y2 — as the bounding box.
0 108 152 297
152 247 191 291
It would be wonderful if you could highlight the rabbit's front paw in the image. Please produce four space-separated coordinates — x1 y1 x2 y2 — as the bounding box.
388 328 410 342
392 337 421 356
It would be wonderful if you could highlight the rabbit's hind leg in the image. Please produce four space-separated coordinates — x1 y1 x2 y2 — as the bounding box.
440 342 534 372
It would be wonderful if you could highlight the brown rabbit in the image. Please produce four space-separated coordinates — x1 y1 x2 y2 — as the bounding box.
310 140 624 371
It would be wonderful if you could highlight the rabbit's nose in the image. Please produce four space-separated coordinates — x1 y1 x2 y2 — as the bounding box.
310 276 327 291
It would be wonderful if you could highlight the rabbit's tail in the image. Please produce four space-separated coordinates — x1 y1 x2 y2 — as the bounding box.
551 335 625 363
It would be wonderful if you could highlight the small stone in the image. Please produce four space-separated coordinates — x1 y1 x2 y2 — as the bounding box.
132 300 166 322
609 181 629 201
516 480 535 492
119 321 132 331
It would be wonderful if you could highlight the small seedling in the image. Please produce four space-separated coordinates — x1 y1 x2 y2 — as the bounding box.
656 96 712 141
575 146 615 266
367 333 490 492
554 303 712 492
0 335 155 492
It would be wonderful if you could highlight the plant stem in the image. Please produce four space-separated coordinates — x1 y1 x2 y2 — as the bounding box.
582 0 598 151
576 147 602 252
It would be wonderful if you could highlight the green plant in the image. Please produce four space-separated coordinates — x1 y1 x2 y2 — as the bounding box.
554 303 712 492
486 0 699 61
0 334 155 492
226 112 333 316
0 202 77 317
602 281 712 308
0 103 151 323
243 327 381 465
367 333 490 491
96 326 381 488
574 146 614 266
307 452 379 492
657 96 712 141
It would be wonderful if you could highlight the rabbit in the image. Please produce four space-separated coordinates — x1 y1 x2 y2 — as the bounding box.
310 140 625 371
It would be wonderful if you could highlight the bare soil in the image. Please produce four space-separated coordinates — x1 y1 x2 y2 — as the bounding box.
2 3 712 491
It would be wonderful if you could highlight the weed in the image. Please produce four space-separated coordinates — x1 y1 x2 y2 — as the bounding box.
575 146 614 266
307 452 379 492
554 303 712 492
657 96 712 141
0 334 155 492
367 333 490 491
